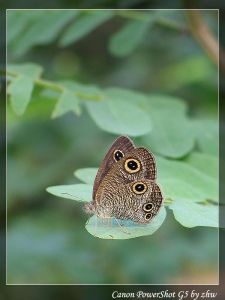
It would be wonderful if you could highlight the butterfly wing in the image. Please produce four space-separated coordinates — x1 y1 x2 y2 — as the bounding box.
95 147 157 205
85 138 159 222
92 136 135 199
96 147 157 191
95 178 163 224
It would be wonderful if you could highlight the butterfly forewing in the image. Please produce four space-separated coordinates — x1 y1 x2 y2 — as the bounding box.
95 147 156 192
92 136 135 199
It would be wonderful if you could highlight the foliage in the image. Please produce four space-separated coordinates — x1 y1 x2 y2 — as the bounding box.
8 65 217 158
8 10 184 59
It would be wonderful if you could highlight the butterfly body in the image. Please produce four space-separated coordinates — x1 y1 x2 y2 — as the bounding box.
84 136 163 224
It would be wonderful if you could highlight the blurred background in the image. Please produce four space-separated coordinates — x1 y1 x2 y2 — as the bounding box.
6 9 218 285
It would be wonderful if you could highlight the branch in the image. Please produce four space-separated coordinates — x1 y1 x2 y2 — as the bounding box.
185 10 225 74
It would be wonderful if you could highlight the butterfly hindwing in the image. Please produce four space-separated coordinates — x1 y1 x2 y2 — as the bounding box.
95 178 163 224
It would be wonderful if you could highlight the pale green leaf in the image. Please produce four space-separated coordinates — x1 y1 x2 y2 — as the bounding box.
144 115 194 158
141 95 194 158
184 152 218 180
85 95 151 137
74 168 97 184
109 17 154 57
46 184 92 202
170 200 218 228
146 95 187 115
157 156 218 201
85 206 166 239
8 63 43 79
105 87 148 104
192 119 218 156
7 63 43 115
8 76 34 115
160 179 205 202
60 11 112 46
52 89 81 118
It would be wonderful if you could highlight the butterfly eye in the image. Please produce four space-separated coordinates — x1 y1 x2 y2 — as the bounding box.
124 158 141 173
143 202 154 212
145 213 152 221
113 150 124 162
132 182 147 194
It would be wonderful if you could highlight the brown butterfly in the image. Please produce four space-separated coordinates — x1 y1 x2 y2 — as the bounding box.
84 136 163 224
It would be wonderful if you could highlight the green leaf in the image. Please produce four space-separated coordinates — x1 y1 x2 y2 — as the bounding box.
7 64 43 115
52 89 81 118
145 95 187 114
109 17 154 57
157 156 218 202
8 76 34 115
8 63 43 79
46 184 92 202
184 152 218 180
11 11 78 56
85 92 152 137
192 119 218 156
141 95 194 158
85 206 166 239
74 168 97 185
160 179 205 201
60 11 112 46
7 11 43 45
145 115 194 158
169 200 218 228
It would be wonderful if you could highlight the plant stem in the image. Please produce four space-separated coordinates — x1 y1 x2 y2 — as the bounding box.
35 78 63 92
156 17 189 34
115 10 151 22
6 70 102 101
115 10 189 33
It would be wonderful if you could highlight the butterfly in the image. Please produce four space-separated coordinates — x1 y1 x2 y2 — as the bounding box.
84 136 163 224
